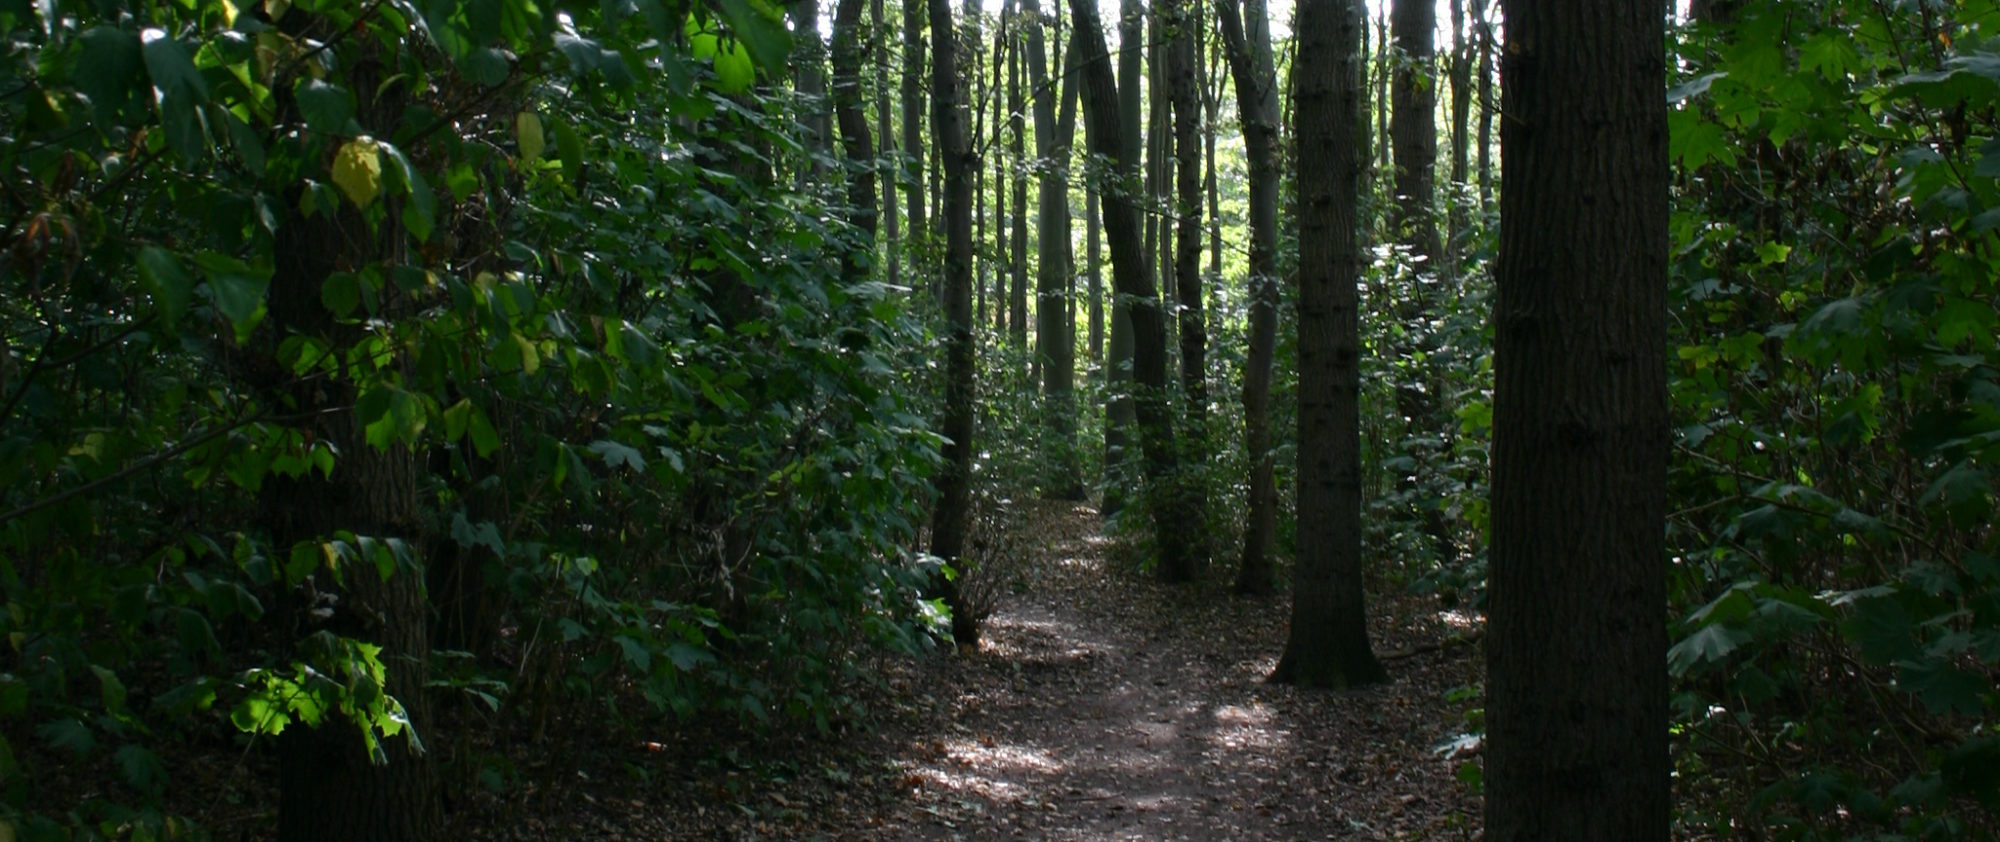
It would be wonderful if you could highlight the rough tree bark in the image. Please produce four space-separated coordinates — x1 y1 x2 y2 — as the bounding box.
1216 0 1280 595
873 0 900 290
833 0 878 284
1008 10 1029 353
1485 0 1670 837
1268 0 1386 690
1390 0 1450 564
903 0 929 255
1101 0 1145 518
1070 0 1200 576
927 0 981 647
1165 0 1210 577
1029 5 1085 499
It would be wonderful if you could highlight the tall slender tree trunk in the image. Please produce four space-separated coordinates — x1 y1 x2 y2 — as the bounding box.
972 9 987 321
875 0 899 288
904 0 929 256
1009 15 1029 353
1390 0 1449 563
1087 175 1103 367
1029 1 1084 500
1485 0 1670 836
1373 6 1390 172
1268 0 1385 690
1146 8 1175 356
833 0 878 285
1071 0 1199 576
1166 0 1210 572
1474 0 1493 210
1217 0 1280 595
794 0 832 179
994 3 1012 334
927 0 982 648
1446 0 1472 279
1102 0 1145 518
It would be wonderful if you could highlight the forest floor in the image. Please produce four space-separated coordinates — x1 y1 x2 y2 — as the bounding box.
176 500 1487 839
458 499 1490 841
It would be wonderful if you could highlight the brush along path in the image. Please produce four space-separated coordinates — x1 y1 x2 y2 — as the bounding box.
454 500 1485 840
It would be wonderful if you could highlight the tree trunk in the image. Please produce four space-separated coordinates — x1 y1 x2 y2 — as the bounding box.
793 0 832 180
973 11 988 323
1485 0 1670 837
875 0 899 288
1166 0 1210 576
1268 0 1385 690
1446 0 1472 279
1373 6 1390 172
262 44 438 842
1030 6 1085 499
904 0 929 253
928 0 981 647
1390 0 1449 563
1087 175 1103 367
833 0 878 284
1009 14 1029 353
1101 0 1145 519
1217 0 1280 596
1474 0 1493 210
1070 0 1200 579
994 2 1012 335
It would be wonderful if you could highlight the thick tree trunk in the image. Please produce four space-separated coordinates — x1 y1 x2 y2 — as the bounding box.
928 0 981 647
264 45 438 842
833 0 878 285
1268 0 1385 690
1070 0 1201 577
1217 0 1280 595
1029 7 1085 499
1484 0 1670 837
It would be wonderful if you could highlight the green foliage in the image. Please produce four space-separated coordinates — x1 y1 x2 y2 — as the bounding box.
1663 1 2000 834
0 0 933 833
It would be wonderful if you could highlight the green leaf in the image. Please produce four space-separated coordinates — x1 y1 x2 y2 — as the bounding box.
1897 659 1986 716
137 246 195 330
588 439 647 471
114 744 169 797
713 0 792 72
468 406 500 457
378 141 437 242
1668 623 1751 676
75 26 145 125
195 251 271 342
554 117 585 184
93 665 128 715
321 271 361 317
516 111 546 161
294 78 356 135
38 718 95 757
1942 736 2000 806
1919 461 1992 526
141 28 212 160
713 42 755 93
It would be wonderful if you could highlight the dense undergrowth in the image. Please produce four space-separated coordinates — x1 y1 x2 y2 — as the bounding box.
1 0 1998 839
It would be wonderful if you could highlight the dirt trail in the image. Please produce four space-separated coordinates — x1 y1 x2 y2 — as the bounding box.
452 501 1485 841
851 502 1485 841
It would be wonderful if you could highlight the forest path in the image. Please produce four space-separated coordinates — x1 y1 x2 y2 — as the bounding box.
839 501 1485 841
487 501 1485 840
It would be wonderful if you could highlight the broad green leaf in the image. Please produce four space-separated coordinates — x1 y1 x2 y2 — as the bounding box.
75 26 145 125
321 271 360 317
1667 623 1750 676
141 28 211 159
137 246 194 330
332 137 384 209
588 439 646 471
114 744 168 797
194 251 270 341
293 78 355 135
92 665 127 715
37 718 95 757
554 117 585 184
516 111 546 161
378 141 437 241
468 406 500 457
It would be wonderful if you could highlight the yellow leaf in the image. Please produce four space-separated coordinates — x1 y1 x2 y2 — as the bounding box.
331 137 382 209
516 111 545 162
514 333 540 375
